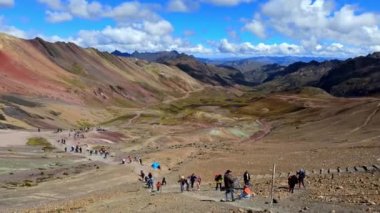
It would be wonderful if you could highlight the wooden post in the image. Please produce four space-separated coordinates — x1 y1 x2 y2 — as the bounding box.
270 164 276 207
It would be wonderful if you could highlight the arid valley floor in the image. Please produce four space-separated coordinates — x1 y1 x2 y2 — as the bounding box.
1 87 379 213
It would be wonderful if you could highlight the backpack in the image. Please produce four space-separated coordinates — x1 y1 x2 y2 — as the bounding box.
215 174 221 181
298 170 305 179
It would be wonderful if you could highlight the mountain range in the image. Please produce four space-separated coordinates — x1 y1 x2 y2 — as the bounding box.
0 33 379 129
113 49 380 96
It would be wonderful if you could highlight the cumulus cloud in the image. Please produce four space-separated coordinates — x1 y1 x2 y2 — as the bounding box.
38 0 160 22
260 0 380 48
46 11 73 23
167 0 252 12
218 39 303 56
0 16 27 38
0 0 14 7
168 0 199 12
67 0 103 19
243 19 266 38
33 0 211 55
70 22 211 55
202 0 253 6
38 0 63 10
105 1 160 22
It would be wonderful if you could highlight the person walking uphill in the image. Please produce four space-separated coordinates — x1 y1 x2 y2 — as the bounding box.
190 173 197 189
224 170 235 202
288 174 298 193
178 176 189 192
243 170 251 186
297 169 306 189
215 174 223 191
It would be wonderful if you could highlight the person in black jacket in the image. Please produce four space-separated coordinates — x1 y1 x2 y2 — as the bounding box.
224 170 235 201
243 170 251 186
190 173 197 189
288 174 298 193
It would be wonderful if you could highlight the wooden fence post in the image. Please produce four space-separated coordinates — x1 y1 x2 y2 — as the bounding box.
270 164 276 207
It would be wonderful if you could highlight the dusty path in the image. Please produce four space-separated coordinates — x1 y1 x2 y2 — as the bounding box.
126 112 141 126
163 86 204 104
351 102 380 133
242 119 271 143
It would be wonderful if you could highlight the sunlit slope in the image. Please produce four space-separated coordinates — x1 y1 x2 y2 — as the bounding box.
0 33 202 128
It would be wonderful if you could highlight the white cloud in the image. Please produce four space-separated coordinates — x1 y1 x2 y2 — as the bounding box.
167 0 252 12
38 0 63 10
38 0 160 22
216 38 379 57
105 1 159 22
218 39 303 56
0 16 27 38
243 19 266 38
178 44 213 54
0 0 14 7
71 22 209 55
143 20 173 36
202 0 253 6
168 0 197 12
34 0 211 55
261 0 380 48
67 0 102 19
46 11 73 23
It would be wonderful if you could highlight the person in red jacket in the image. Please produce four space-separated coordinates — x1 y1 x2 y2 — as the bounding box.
156 181 162 192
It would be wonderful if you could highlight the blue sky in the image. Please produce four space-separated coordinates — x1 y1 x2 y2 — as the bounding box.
0 0 380 58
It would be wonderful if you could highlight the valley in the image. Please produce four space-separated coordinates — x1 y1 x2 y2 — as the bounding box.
0 34 379 212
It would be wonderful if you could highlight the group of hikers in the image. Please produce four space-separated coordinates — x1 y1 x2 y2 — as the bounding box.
121 155 143 165
46 127 308 202
139 170 167 192
213 169 306 201
52 128 114 160
213 170 253 201
177 173 202 192
288 169 306 193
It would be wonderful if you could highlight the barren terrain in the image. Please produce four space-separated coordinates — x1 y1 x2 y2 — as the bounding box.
0 87 379 213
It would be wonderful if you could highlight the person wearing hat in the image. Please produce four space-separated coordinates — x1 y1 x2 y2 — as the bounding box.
178 175 188 192
224 170 235 201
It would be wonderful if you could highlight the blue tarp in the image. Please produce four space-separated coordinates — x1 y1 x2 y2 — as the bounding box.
151 162 160 169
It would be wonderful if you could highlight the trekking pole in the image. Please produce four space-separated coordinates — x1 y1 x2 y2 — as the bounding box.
270 164 276 207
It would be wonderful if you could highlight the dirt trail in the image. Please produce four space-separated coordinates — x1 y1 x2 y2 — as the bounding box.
163 86 204 104
242 119 271 143
351 102 380 133
126 112 141 126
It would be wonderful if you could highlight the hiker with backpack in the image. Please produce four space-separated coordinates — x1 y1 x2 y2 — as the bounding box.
215 174 223 191
297 169 306 189
178 176 189 192
190 173 197 190
224 170 236 201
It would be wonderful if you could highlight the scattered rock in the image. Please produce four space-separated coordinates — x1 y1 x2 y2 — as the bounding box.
238 208 244 212
367 200 376 205
336 186 344 190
